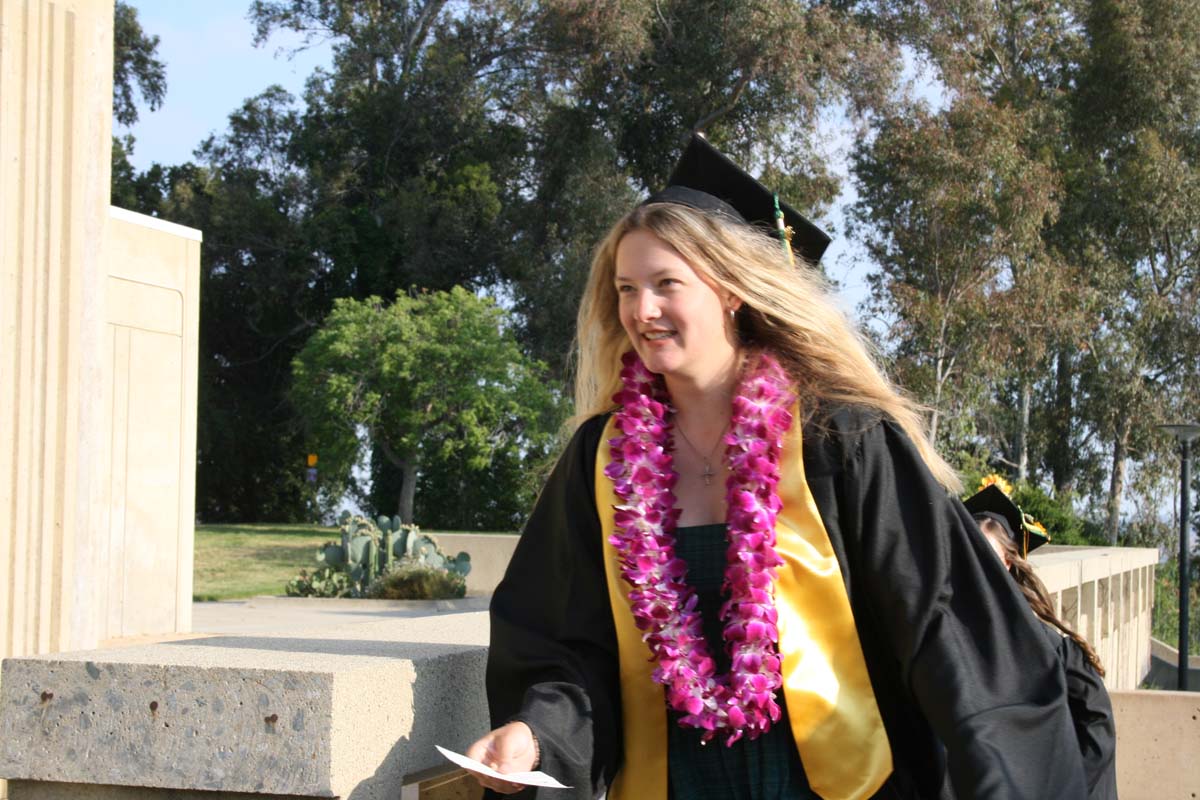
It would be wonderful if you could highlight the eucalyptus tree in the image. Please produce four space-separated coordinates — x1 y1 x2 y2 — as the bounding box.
154 2 529 520
851 93 1061 456
173 0 907 521
250 0 905 377
111 0 167 208
531 0 898 185
1066 0 1200 541
186 88 323 521
250 0 532 299
852 1 1099 490
112 0 166 126
858 0 1200 543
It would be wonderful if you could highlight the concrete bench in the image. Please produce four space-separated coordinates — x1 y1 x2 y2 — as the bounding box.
1 612 489 799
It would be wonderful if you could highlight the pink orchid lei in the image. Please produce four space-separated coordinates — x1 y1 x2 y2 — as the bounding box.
603 350 796 745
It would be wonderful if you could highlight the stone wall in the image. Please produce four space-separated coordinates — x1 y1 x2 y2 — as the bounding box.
1110 689 1200 798
97 209 201 642
0 546 1182 797
0 613 492 799
1146 637 1200 690
1032 546 1159 690
430 533 518 596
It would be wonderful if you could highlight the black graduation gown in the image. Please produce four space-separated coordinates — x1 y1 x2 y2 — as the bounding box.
486 406 1087 800
1040 627 1118 800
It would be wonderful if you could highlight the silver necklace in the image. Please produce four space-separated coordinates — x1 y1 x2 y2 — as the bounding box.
674 419 727 486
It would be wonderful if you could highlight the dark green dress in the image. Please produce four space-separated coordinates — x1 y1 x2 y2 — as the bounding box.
668 523 819 800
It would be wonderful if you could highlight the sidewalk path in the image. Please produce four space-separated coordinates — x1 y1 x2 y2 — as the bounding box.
191 595 492 635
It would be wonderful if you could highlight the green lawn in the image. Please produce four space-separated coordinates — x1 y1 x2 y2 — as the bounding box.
193 523 337 601
193 523 516 601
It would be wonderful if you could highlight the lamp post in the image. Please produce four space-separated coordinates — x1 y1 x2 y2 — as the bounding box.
1160 423 1200 690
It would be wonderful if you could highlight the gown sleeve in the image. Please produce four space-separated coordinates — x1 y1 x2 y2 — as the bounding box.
485 414 621 799
1057 635 1118 799
837 415 1088 799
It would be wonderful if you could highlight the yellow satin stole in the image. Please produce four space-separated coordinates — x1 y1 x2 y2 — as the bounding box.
596 410 893 800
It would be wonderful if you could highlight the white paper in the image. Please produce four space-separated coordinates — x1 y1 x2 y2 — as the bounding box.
435 745 572 789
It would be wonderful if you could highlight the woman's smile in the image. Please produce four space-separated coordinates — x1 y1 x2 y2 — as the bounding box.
641 328 677 343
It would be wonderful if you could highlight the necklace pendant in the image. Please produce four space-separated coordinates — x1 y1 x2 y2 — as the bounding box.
701 460 714 486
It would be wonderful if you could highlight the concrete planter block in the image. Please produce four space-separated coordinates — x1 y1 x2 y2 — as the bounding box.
1111 689 1200 798
6 782 314 800
0 613 490 798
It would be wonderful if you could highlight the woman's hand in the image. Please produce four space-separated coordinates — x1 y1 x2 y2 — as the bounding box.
464 720 539 794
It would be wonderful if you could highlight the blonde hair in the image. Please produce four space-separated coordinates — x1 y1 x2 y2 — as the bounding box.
573 202 960 491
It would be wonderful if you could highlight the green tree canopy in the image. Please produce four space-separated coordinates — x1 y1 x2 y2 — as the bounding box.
111 1 167 209
1065 0 1200 541
291 287 564 526
850 0 1200 547
851 93 1066 452
113 0 166 126
114 0 1200 542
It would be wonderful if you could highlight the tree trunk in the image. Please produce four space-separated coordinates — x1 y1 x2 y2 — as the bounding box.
929 365 942 445
378 439 420 524
1105 418 1132 544
398 458 419 524
1015 380 1031 482
1050 347 1075 495
930 319 951 446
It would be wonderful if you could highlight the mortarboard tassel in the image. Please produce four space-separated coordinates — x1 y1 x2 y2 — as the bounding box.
773 194 794 268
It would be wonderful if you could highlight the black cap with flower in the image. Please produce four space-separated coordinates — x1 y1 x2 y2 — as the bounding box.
963 475 1050 559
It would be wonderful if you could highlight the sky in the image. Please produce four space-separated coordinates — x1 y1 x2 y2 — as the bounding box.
117 1 879 314
117 1 332 170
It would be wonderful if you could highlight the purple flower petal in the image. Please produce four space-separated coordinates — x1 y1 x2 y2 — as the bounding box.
604 350 793 744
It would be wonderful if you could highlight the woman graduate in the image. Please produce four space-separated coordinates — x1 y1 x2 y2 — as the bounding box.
965 480 1118 800
466 135 1087 799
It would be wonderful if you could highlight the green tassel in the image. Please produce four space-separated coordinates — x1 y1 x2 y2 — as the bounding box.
773 193 793 266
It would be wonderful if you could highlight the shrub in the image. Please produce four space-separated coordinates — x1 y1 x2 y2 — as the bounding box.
1152 558 1200 653
285 566 354 598
365 561 466 600
1009 484 1099 546
959 471 1106 546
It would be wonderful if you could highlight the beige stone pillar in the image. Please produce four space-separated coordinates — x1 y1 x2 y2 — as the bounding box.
2 3 115 795
1 0 115 659
2 2 202 794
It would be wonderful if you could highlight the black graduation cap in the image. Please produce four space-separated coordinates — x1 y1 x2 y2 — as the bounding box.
643 134 831 263
963 484 1050 558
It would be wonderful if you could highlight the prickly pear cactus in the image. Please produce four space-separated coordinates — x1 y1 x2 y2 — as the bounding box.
399 530 471 577
448 551 472 577
289 515 471 597
313 513 385 587
317 542 346 568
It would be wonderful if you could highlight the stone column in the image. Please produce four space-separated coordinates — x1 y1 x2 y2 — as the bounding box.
1 0 115 658
1 1 115 795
